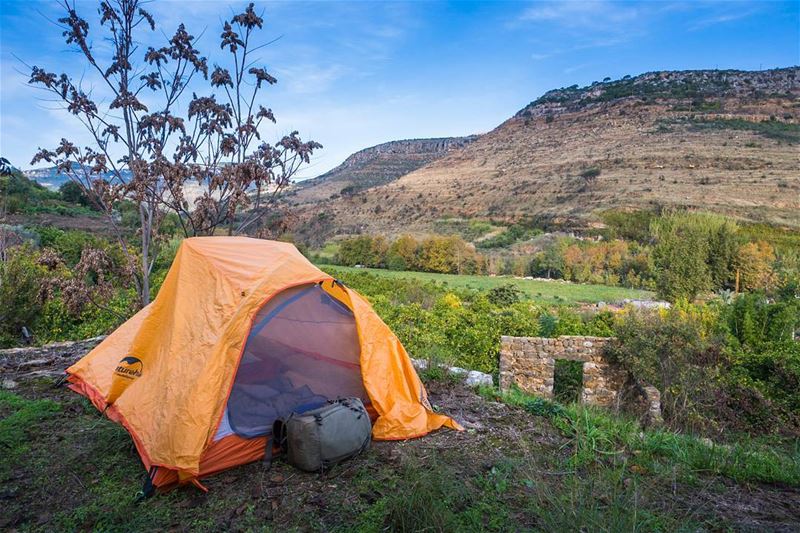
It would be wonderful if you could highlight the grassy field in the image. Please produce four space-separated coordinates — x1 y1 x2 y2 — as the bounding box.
317 264 654 305
2 377 798 531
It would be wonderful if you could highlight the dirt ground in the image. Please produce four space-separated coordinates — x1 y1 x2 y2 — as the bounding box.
2 342 799 531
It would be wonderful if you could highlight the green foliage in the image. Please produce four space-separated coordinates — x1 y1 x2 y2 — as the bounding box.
36 226 99 266
650 212 716 301
607 307 723 431
731 343 800 415
385 234 417 271
432 218 495 240
0 169 60 213
599 209 657 243
560 238 655 289
739 223 800 253
335 234 482 274
685 117 800 143
485 386 800 485
335 235 388 268
553 359 584 403
59 180 91 206
527 240 567 279
707 219 741 290
35 288 135 344
723 292 800 349
609 298 800 436
0 169 99 217
486 283 522 306
580 167 601 180
417 235 483 274
0 246 49 347
1 228 141 346
476 222 542 249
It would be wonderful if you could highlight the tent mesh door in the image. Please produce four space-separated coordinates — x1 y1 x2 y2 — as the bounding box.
226 283 367 438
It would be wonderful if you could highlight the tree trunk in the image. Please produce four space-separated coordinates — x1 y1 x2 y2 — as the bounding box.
139 202 151 306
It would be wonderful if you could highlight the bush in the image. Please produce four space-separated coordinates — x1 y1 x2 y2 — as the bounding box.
608 299 800 437
599 209 656 243
59 181 91 206
553 360 584 403
606 307 728 433
0 247 48 347
487 284 522 306
722 292 800 349
580 167 601 180
476 222 541 249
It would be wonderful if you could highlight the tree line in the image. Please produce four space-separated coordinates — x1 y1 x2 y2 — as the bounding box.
327 211 799 303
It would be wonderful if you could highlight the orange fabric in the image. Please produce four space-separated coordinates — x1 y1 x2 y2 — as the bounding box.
152 434 268 489
67 237 459 487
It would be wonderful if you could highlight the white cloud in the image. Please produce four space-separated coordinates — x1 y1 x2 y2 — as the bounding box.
273 64 349 94
687 9 759 31
518 1 640 29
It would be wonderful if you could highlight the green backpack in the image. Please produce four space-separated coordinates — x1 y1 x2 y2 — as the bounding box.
267 397 372 472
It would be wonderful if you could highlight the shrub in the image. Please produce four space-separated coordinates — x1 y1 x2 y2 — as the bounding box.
487 284 522 306
608 299 800 437
735 241 776 292
553 359 584 403
722 292 800 349
580 167 601 180
606 307 728 433
476 222 541 249
0 246 49 347
59 181 91 207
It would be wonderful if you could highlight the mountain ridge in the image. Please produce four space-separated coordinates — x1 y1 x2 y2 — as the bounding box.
289 67 800 243
287 136 479 205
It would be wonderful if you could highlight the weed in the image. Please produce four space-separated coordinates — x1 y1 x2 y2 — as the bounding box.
482 386 800 485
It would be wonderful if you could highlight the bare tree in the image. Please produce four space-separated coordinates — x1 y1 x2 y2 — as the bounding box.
28 1 320 306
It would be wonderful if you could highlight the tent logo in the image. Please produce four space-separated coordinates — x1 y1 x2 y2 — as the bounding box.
114 356 143 380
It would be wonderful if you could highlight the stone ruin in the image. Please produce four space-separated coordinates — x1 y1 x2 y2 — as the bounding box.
499 335 662 426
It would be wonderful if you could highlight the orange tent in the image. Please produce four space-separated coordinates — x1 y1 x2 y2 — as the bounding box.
67 237 461 491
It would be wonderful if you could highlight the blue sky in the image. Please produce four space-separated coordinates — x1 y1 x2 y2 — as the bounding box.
1 0 798 179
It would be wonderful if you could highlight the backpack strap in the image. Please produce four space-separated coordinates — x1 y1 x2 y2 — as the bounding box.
264 418 288 468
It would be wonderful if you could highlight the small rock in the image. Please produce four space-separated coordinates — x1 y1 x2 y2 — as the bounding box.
459 419 484 430
1 379 17 389
464 370 493 387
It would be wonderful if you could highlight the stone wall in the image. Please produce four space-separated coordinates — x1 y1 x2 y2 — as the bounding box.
499 335 628 408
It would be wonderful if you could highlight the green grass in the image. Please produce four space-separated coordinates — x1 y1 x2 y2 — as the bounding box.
310 241 340 262
318 264 653 305
432 217 500 241
3 380 792 531
479 386 800 486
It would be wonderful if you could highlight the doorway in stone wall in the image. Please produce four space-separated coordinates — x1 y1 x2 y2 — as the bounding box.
553 359 584 403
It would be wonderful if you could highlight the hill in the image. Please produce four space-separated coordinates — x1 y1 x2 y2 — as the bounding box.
23 165 132 191
285 136 478 206
289 67 799 242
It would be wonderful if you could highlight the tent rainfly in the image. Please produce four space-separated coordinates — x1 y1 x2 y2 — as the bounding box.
67 237 461 492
